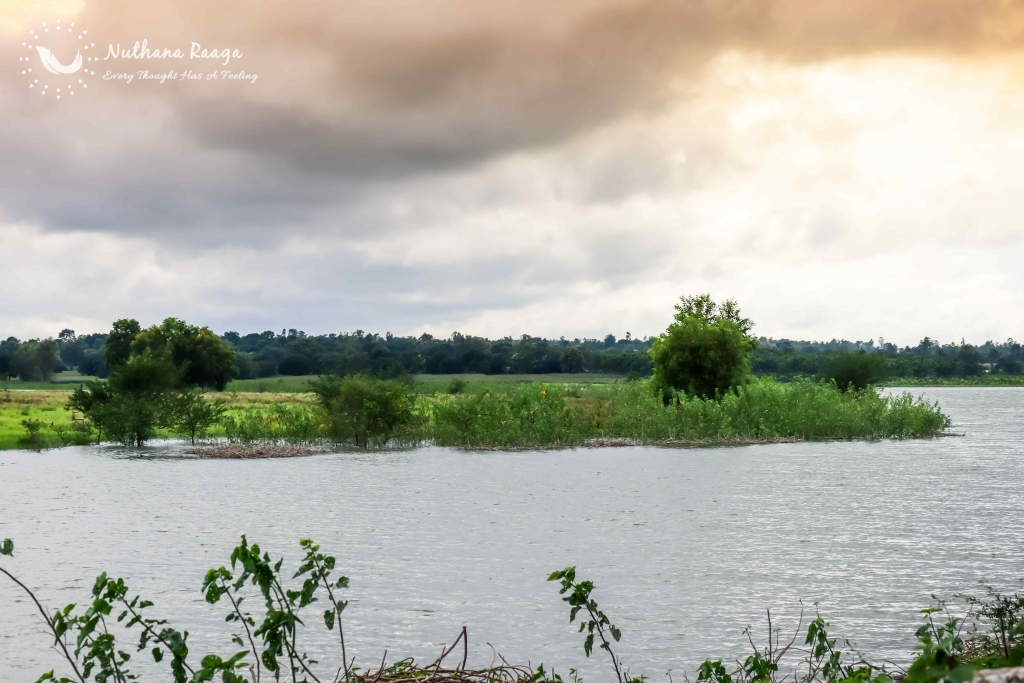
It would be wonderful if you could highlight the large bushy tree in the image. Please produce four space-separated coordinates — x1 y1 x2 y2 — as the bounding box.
560 347 584 373
69 355 177 447
105 318 141 370
132 318 237 390
649 294 757 400
12 339 60 382
821 350 887 392
69 318 237 446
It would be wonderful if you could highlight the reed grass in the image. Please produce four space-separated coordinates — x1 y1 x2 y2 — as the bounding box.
424 378 950 449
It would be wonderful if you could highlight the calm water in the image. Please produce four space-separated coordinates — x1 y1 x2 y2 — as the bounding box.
1 388 1022 682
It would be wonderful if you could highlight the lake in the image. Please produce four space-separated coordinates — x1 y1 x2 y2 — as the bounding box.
1 387 1022 681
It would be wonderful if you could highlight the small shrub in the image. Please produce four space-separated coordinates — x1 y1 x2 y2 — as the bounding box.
48 422 74 448
446 378 467 394
18 418 46 448
170 388 227 445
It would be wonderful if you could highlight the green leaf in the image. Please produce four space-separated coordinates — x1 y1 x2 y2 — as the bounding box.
610 626 622 642
0 538 13 556
324 609 335 630
947 665 980 683
201 655 224 668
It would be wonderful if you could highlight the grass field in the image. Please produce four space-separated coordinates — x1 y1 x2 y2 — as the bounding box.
1 371 101 391
9 371 1021 395
0 389 314 450
883 375 1024 387
0 390 77 449
224 373 626 393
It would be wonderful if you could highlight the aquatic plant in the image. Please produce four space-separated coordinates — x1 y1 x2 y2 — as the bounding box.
425 379 949 449
223 403 324 446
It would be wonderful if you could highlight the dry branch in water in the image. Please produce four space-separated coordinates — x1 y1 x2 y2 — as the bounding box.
355 628 537 683
187 443 318 458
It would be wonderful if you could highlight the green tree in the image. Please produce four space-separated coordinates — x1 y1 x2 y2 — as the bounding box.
12 339 60 382
170 387 226 445
69 355 175 447
309 373 414 448
821 350 887 392
649 294 757 400
132 318 237 390
105 318 141 370
560 346 585 373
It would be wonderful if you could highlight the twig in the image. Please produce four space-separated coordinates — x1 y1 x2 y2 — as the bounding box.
0 565 87 683
119 597 197 677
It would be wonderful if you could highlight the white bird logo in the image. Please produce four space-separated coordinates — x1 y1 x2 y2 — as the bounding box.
35 46 82 75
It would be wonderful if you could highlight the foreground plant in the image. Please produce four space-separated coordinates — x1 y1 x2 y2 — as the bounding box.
548 567 641 683
5 537 1021 683
0 537 533 683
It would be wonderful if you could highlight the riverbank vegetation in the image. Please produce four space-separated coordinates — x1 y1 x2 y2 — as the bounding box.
0 377 950 451
2 536 1021 683
1 298 953 450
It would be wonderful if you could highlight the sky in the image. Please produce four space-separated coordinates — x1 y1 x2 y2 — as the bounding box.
2 0 1024 346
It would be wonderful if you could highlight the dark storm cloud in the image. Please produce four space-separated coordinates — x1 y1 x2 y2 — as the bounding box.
3 0 1023 242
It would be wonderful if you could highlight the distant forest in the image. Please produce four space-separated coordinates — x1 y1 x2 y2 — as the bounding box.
1 328 1022 382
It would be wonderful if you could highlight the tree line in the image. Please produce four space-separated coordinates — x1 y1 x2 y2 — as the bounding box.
753 336 1023 379
1 322 1022 384
0 327 655 381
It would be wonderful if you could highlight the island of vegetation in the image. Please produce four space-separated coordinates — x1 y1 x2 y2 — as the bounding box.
0 296 949 451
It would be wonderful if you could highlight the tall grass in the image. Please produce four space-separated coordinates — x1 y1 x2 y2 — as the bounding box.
425 378 949 448
222 404 325 446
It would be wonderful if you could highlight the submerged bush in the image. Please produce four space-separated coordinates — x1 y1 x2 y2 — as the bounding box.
310 373 418 448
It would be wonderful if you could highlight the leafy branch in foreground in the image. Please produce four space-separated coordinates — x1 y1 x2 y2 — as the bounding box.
548 567 640 683
4 535 1022 683
1 536 532 683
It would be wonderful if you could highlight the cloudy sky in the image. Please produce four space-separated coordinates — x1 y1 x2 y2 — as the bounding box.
2 0 1023 345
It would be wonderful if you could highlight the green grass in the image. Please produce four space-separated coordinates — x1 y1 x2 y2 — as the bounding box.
0 390 78 449
224 373 626 394
223 376 320 393
0 389 314 450
422 378 951 449
1 377 950 451
883 375 1024 387
1 371 100 391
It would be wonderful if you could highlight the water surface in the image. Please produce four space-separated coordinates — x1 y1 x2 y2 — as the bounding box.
1 388 1022 681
